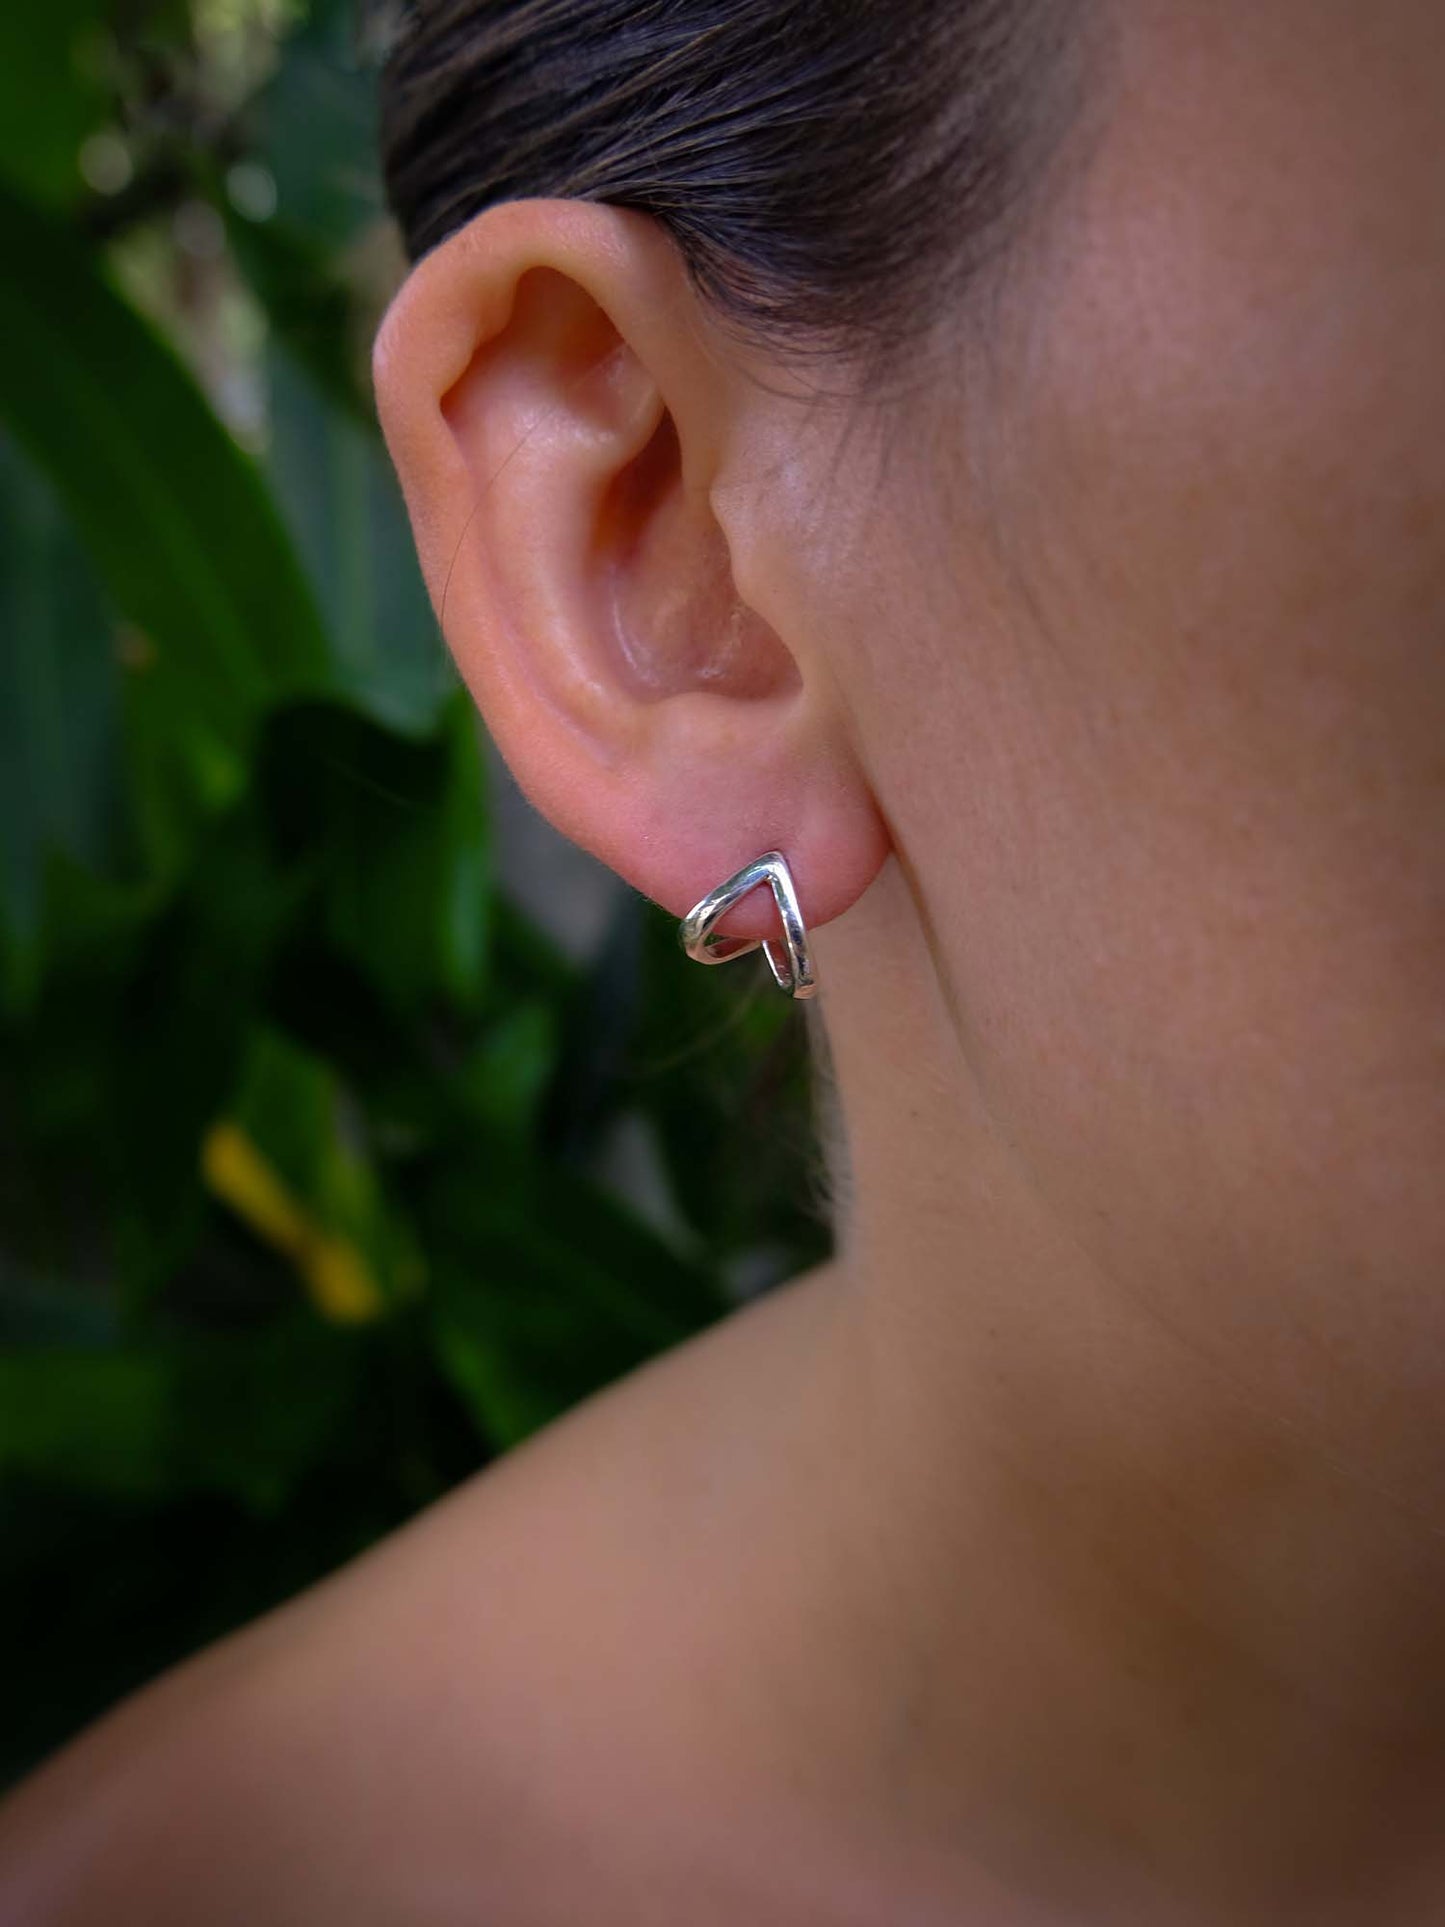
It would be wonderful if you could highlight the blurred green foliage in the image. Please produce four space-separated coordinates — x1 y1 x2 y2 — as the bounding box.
0 0 828 1784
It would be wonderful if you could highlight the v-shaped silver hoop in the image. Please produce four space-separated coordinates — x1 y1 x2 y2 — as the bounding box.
677 850 817 999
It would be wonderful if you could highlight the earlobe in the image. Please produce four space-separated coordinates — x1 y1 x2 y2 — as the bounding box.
371 197 890 950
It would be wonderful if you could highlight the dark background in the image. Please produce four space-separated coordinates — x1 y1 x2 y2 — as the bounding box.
0 0 828 1786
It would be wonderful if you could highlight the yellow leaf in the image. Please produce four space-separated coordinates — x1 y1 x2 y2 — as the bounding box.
201 1120 307 1255
299 1233 385 1326
200 1120 385 1325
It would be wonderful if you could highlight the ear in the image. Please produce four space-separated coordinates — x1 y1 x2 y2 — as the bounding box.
370 197 888 947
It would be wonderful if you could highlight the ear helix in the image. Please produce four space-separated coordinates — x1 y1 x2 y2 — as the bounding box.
677 850 816 999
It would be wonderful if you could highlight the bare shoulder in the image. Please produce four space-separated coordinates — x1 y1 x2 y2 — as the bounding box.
0 1269 841 1927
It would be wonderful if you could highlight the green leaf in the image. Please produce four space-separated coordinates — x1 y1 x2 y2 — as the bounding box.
0 1309 476 1787
424 1151 725 1448
252 0 387 252
222 206 371 423
0 183 333 889
0 431 133 1009
11 806 296 1309
457 1001 559 1140
0 1318 364 1511
0 0 109 209
0 1349 167 1496
261 345 456 734
212 1024 426 1318
258 695 490 1014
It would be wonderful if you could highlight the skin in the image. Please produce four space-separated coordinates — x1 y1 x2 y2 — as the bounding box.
3 0 1445 1919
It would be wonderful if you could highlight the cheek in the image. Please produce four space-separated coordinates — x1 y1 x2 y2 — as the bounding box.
885 1 1445 1444
1005 0 1445 1056
1029 0 1445 736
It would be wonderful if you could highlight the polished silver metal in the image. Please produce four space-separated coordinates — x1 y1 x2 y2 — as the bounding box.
678 850 816 998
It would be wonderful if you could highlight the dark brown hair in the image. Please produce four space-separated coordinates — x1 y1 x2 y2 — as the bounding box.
374 0 1076 384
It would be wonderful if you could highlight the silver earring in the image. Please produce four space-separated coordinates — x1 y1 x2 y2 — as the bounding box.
678 849 817 999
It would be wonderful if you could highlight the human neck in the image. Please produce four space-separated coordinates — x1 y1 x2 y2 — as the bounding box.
781 859 1445 1925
